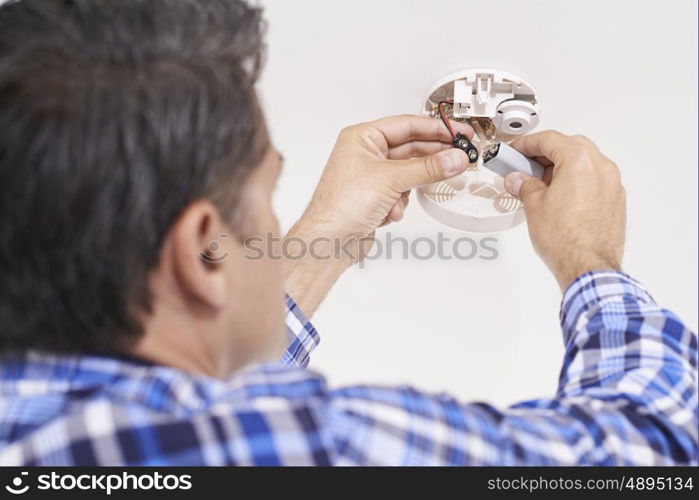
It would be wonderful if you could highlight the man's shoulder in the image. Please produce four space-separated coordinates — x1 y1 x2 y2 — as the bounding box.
0 356 331 465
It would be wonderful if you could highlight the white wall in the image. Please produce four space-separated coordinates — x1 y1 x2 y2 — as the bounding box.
259 0 698 405
5 0 691 405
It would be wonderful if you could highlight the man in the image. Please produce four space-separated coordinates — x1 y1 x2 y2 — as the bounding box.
0 0 696 466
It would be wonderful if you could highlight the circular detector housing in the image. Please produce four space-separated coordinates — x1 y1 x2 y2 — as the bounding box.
417 68 541 233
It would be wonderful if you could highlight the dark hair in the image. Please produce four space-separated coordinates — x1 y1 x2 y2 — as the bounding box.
0 0 267 354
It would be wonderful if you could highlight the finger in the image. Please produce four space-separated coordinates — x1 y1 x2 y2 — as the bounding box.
388 192 410 221
389 148 469 191
382 193 411 226
531 155 554 167
388 141 452 160
388 197 406 220
395 190 410 205
504 172 547 205
542 165 554 184
370 114 473 148
388 204 404 222
509 130 576 164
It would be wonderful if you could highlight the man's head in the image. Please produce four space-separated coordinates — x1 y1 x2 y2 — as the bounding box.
0 0 286 375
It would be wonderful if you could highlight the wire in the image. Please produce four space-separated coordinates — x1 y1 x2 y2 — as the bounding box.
437 99 479 164
438 100 456 139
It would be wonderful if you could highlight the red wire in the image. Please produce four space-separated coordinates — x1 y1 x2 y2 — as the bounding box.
438 100 456 139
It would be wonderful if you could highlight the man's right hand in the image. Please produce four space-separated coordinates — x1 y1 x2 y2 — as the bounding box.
503 131 626 291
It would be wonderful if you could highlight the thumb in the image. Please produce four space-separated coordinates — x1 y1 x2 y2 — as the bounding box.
504 172 547 203
390 148 469 191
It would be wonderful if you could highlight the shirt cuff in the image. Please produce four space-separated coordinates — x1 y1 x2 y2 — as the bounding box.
559 270 656 345
280 294 320 368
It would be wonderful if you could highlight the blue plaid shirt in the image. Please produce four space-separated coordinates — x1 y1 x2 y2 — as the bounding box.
0 271 696 465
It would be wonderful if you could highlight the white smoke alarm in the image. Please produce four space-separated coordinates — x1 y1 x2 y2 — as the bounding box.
416 69 543 233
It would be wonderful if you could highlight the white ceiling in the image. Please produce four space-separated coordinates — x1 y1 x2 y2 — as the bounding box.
260 0 698 404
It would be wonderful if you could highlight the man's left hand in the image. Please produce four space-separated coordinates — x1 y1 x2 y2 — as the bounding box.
284 114 473 316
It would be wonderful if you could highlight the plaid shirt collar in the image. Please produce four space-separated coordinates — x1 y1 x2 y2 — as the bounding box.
0 351 326 417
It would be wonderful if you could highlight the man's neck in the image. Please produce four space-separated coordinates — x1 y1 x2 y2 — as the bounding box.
129 321 228 378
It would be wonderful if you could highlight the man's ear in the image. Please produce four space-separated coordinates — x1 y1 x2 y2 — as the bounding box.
167 200 233 310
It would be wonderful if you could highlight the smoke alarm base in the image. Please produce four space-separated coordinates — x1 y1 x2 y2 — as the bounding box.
416 168 525 233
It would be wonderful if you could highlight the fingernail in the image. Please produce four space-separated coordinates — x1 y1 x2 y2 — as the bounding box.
439 149 468 177
504 173 524 196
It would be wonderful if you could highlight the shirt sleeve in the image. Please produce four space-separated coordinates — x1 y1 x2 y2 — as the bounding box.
280 294 320 368
326 271 698 465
